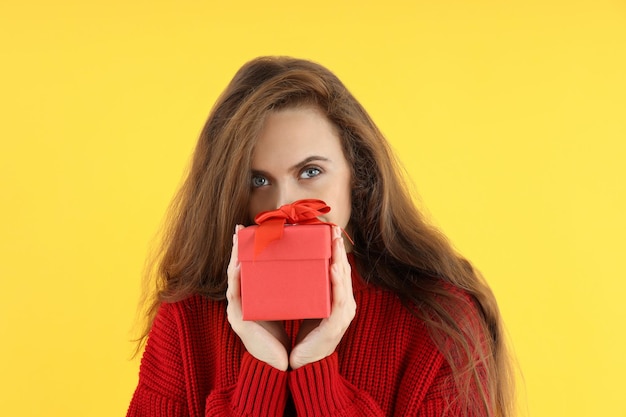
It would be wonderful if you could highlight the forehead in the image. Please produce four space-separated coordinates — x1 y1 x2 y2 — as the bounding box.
251 106 344 167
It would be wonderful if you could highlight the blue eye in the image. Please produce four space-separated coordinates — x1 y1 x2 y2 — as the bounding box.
251 175 269 188
300 167 321 179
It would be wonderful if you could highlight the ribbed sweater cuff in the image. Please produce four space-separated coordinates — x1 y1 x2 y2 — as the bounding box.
231 352 289 416
288 353 354 416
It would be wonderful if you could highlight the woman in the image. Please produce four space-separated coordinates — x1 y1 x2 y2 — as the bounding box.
128 56 514 416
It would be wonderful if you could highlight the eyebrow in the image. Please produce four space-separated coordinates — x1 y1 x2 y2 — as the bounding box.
251 155 330 177
289 156 330 173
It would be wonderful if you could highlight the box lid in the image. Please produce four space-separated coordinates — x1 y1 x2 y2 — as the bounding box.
238 224 331 261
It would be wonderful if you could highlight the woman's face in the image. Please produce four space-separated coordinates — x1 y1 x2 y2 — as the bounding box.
248 106 353 238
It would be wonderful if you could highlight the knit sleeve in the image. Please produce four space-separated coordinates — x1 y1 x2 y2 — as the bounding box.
413 286 492 417
412 357 456 417
416 351 490 417
288 353 385 417
205 352 289 416
128 301 290 417
127 302 189 417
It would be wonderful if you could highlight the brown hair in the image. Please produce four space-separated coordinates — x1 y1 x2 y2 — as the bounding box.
139 56 514 416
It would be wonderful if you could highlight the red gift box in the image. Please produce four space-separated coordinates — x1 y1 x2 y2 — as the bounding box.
238 221 332 321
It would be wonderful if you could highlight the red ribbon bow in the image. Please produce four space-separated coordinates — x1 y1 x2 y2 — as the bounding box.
253 199 333 257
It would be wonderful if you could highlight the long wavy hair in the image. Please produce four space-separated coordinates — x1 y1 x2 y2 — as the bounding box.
138 56 514 416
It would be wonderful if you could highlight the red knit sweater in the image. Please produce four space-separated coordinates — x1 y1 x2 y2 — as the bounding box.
127 264 470 416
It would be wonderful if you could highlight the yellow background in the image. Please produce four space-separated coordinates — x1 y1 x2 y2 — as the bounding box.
1 1 624 416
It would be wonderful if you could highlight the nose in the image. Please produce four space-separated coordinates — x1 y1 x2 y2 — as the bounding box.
274 182 303 210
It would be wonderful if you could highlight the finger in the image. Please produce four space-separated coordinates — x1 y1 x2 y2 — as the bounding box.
331 228 352 293
332 227 351 276
328 234 356 324
227 225 243 303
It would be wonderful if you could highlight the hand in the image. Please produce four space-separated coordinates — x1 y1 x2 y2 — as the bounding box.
289 226 356 369
226 225 291 371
